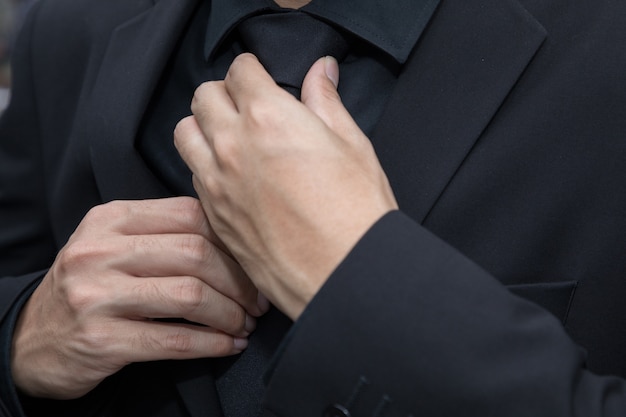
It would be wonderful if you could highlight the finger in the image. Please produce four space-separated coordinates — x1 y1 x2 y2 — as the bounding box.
112 320 250 363
190 79 238 138
301 56 363 143
98 234 264 316
224 53 292 112
174 115 220 176
77 197 218 243
119 276 257 337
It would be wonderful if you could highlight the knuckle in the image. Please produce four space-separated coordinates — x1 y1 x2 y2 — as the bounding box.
245 104 289 146
82 201 129 233
176 195 203 213
80 200 137 235
53 242 112 314
172 197 207 232
246 103 275 128
209 336 234 356
225 307 247 334
227 54 248 77
192 174 224 205
58 243 87 267
173 117 194 148
191 82 208 103
212 132 240 163
239 53 260 69
193 80 215 97
173 278 207 312
129 234 159 254
179 234 209 264
192 81 220 111
95 200 127 219
188 200 210 231
63 281 99 313
164 329 195 353
82 204 107 226
79 325 113 353
57 240 99 272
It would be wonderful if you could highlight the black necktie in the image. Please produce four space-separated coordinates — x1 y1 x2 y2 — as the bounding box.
214 13 352 416
238 11 351 99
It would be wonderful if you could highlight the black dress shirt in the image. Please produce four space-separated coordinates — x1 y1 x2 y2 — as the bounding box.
1 0 440 415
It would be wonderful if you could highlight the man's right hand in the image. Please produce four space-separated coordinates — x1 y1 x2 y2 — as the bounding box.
10 197 268 400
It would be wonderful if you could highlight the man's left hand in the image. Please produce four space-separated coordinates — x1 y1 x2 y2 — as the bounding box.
175 53 397 320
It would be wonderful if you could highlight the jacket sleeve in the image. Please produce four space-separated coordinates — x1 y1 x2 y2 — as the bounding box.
0 2 58 416
0 275 42 417
263 211 626 417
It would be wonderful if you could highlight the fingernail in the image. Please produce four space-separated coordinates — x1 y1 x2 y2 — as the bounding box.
257 292 270 313
245 314 257 333
234 337 249 351
324 56 339 88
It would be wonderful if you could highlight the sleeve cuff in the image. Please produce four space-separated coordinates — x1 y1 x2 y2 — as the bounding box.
262 211 590 416
0 273 45 417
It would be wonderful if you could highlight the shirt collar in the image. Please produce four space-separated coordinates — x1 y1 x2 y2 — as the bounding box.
204 0 441 64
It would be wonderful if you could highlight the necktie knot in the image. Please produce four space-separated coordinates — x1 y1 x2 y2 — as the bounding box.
238 11 351 98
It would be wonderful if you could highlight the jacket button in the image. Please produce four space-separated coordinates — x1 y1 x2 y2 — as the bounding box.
324 404 351 417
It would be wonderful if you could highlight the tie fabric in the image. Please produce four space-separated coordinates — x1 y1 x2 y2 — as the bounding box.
214 12 352 417
238 11 351 98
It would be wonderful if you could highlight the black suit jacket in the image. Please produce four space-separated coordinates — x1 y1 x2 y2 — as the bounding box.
2 0 626 415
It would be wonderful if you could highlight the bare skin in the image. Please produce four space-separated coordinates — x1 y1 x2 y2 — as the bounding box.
175 55 398 319
273 0 312 9
12 197 269 399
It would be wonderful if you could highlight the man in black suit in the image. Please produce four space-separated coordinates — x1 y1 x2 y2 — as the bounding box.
2 0 626 416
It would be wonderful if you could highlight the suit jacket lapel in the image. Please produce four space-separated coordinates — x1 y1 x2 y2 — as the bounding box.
371 0 546 223
87 0 199 201
78 1 223 416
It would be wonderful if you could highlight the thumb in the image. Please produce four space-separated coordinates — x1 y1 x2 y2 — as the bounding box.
301 56 359 136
